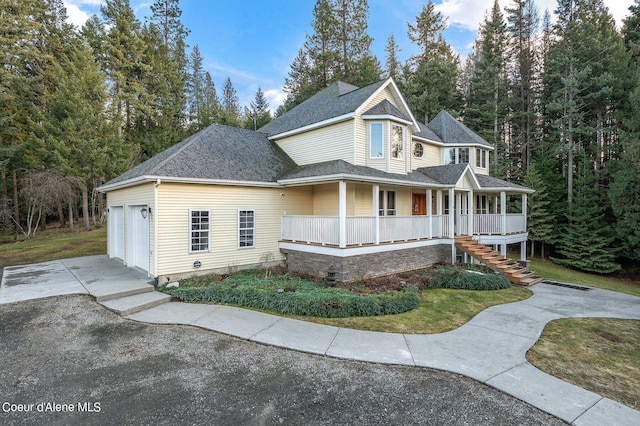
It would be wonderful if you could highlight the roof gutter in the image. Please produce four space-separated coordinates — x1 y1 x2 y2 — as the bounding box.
278 173 451 189
97 175 282 192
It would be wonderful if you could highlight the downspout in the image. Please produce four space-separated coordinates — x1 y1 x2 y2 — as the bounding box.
153 179 161 285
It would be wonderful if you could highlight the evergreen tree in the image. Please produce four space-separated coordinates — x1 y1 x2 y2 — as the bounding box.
522 163 554 257
220 77 240 127
244 87 271 130
552 164 619 273
464 0 510 178
384 33 402 81
186 45 220 131
403 1 462 122
505 0 540 178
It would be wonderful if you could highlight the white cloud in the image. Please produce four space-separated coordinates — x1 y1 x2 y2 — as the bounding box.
264 88 287 112
435 0 633 33
64 1 92 28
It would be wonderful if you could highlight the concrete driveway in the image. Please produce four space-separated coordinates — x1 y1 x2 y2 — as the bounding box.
1 256 640 425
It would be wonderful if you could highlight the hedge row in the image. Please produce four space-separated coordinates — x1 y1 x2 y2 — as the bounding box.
426 265 511 290
164 271 420 318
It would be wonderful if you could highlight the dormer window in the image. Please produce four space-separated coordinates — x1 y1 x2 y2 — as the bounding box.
476 148 488 168
413 142 424 158
391 124 404 159
444 147 470 165
370 122 383 158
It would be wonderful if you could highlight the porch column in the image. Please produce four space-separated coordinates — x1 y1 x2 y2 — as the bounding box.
467 191 473 236
339 181 347 248
455 192 462 236
500 191 507 236
436 190 443 238
522 193 528 230
448 188 455 239
373 184 380 245
427 189 433 238
520 241 527 261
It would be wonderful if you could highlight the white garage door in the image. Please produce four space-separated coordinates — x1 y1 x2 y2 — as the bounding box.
109 206 124 260
127 205 149 273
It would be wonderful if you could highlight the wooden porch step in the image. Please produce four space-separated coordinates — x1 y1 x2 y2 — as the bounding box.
454 236 544 286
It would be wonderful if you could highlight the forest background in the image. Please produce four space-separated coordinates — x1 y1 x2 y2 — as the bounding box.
1 0 639 275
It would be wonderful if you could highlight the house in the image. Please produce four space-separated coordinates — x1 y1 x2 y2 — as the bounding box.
98 78 534 284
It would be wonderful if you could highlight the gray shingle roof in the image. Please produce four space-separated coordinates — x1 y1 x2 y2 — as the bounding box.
363 99 412 122
428 111 492 147
416 164 529 191
103 124 298 186
414 121 443 143
416 164 469 185
258 80 387 137
280 159 442 186
476 174 530 191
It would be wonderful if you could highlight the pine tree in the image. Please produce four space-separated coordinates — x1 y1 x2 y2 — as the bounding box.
220 77 240 127
244 87 271 130
522 163 554 257
464 0 509 178
384 33 402 81
505 0 540 179
403 0 462 122
552 164 619 273
186 45 220 131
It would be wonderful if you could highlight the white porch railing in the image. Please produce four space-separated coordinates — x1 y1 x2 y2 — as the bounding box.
281 214 526 247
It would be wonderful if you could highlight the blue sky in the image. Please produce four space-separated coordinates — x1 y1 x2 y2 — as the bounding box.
64 0 634 112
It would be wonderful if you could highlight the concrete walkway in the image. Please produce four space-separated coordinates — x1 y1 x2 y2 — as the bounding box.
1 256 640 425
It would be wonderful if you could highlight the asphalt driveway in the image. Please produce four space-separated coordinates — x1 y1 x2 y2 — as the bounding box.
0 295 564 425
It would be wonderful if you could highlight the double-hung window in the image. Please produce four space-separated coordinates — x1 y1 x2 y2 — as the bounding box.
378 190 397 216
190 210 210 252
444 147 470 165
476 148 487 168
238 210 255 248
370 123 383 158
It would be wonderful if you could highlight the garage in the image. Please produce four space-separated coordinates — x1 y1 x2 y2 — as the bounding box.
126 205 150 273
108 206 124 260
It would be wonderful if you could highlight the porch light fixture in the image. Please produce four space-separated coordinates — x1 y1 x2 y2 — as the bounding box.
140 207 148 219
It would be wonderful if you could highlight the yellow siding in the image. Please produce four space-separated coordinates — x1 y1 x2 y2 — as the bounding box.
275 120 354 165
155 183 312 278
354 118 366 165
311 183 338 215
106 183 156 275
410 141 441 169
354 184 374 216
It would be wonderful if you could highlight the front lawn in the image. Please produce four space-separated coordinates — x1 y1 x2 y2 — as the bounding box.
527 318 640 411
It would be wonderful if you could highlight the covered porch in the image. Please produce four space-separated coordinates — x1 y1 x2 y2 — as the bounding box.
280 180 528 248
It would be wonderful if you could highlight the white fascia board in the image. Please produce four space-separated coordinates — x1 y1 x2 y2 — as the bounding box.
280 238 453 257
478 186 535 194
98 175 281 192
419 139 495 150
455 165 482 190
268 113 355 140
278 173 449 189
412 135 445 146
356 78 420 132
362 115 413 126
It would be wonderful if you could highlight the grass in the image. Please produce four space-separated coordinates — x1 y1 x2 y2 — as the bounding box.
281 286 531 334
527 318 640 411
0 227 106 268
526 256 640 297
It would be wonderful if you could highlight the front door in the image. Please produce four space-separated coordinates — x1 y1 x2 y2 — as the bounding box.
412 193 426 215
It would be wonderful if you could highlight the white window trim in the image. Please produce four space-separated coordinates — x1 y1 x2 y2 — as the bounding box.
238 209 255 249
189 209 210 253
378 190 397 216
444 147 471 165
476 148 487 168
369 122 384 159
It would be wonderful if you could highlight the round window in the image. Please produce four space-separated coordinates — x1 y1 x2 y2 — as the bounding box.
413 142 424 158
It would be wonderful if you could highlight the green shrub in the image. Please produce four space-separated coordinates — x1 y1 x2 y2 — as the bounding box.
163 270 420 318
426 265 511 290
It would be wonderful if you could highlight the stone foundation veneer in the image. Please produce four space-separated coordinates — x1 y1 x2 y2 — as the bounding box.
281 243 451 282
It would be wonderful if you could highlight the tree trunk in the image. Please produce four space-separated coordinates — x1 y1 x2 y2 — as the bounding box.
12 169 19 239
57 200 65 226
68 202 74 233
81 184 91 231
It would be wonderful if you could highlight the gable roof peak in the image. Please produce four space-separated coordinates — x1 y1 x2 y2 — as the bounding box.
427 111 492 147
